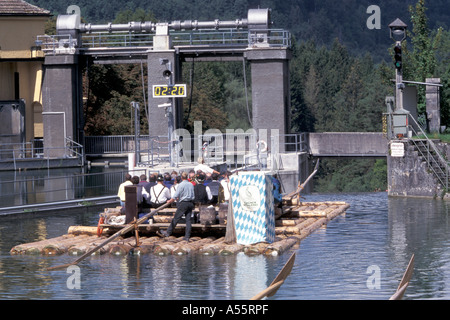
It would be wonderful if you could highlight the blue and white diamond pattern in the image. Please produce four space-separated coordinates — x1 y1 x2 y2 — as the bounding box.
230 172 275 245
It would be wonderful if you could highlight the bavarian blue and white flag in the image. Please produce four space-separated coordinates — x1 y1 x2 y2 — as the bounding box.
230 172 275 245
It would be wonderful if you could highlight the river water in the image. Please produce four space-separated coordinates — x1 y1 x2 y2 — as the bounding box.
1 191 450 300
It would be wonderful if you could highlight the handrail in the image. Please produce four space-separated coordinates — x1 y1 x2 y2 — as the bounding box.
37 29 291 55
0 138 84 171
85 133 307 169
407 114 449 189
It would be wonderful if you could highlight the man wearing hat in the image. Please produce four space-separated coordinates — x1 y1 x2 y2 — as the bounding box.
148 174 171 208
194 172 213 205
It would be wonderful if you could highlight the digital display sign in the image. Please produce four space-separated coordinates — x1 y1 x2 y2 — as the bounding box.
152 84 187 98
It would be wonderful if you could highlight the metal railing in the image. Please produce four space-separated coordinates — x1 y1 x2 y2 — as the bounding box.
0 138 84 170
37 29 291 55
36 34 78 54
84 135 149 154
85 133 308 170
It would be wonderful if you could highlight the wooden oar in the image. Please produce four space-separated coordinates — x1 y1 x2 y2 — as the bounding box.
286 159 320 199
389 253 415 300
47 202 171 271
251 252 296 300
397 253 415 291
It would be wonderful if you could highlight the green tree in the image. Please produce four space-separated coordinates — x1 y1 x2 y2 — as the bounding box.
406 0 439 114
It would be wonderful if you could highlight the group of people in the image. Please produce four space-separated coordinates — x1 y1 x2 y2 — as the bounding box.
116 157 283 242
117 158 231 242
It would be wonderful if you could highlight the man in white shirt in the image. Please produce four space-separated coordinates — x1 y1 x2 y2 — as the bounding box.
194 157 220 175
147 174 171 208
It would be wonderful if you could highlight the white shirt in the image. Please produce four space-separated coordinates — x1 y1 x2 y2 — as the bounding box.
170 184 178 199
149 183 171 204
194 163 214 174
220 179 230 201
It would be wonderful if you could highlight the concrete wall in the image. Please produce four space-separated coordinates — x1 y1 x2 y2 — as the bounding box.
309 132 388 157
387 140 445 198
147 50 182 137
42 55 82 156
245 48 292 152
275 152 312 194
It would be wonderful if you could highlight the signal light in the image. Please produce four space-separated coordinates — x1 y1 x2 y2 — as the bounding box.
394 44 402 70
163 70 172 79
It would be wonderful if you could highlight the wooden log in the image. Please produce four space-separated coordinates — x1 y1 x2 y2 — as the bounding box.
10 235 75 255
152 215 175 223
219 244 244 255
172 237 215 255
276 217 317 235
109 243 134 256
68 226 110 236
132 244 156 255
198 237 225 255
244 242 271 256
300 201 348 207
108 237 138 256
275 218 303 227
297 210 328 217
326 204 350 221
129 236 159 255
295 217 317 231
84 236 130 256
300 217 328 238
68 236 107 256
41 235 93 256
153 237 184 256
264 237 299 256
35 235 90 256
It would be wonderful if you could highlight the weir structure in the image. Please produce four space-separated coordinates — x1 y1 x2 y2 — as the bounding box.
39 8 292 161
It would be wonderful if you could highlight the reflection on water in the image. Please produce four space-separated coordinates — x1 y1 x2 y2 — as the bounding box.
0 167 129 208
1 192 450 299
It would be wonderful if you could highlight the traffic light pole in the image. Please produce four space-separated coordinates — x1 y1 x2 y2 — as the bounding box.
394 41 404 111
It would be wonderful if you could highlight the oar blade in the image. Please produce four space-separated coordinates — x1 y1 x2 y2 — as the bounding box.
251 252 296 300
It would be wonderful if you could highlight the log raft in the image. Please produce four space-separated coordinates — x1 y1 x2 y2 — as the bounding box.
10 201 350 257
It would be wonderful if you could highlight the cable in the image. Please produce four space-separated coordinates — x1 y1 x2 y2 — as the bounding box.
184 58 195 126
140 61 149 121
243 58 252 127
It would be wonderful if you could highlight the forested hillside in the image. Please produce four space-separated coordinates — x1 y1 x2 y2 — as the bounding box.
29 0 449 192
30 0 449 61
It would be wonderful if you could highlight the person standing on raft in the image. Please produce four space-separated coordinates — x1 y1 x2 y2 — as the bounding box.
157 172 195 242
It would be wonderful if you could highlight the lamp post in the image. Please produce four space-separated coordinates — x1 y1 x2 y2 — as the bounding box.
388 18 407 111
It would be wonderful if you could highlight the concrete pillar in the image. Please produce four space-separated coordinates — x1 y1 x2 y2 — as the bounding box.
147 50 179 137
245 48 292 152
426 78 441 133
42 54 82 157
